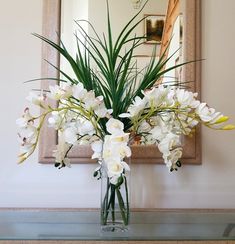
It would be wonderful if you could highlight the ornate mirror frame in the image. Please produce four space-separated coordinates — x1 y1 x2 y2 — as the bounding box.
39 0 201 164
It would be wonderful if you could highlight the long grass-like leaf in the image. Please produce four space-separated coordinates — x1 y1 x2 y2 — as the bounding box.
24 77 69 84
33 0 197 123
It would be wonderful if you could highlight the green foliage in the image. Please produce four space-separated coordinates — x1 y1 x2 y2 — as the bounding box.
32 0 191 121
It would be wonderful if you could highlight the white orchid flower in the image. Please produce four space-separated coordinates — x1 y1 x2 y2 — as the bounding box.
83 91 98 110
79 120 95 136
106 158 124 177
64 124 78 144
16 117 29 128
196 103 222 122
121 160 131 171
106 118 124 135
163 147 183 170
105 158 131 184
102 133 131 160
17 125 37 145
64 119 95 144
144 85 174 108
94 103 109 118
91 140 103 159
16 108 34 128
52 135 71 167
176 89 199 109
119 97 146 119
78 135 93 145
118 144 132 158
102 145 117 161
110 133 129 144
127 96 147 117
138 120 151 133
72 83 87 100
48 111 65 130
91 140 103 153
26 91 46 107
49 84 72 100
150 126 165 141
105 143 131 159
102 147 112 160
158 132 181 156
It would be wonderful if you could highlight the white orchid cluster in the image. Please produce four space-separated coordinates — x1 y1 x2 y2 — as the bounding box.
119 84 235 171
17 82 112 166
16 107 39 163
16 91 48 163
17 81 234 178
92 119 131 184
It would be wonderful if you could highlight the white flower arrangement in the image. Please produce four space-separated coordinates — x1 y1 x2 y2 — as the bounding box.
17 81 234 174
16 0 234 229
17 0 235 173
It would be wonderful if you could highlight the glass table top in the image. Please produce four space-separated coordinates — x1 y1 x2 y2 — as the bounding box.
0 209 235 241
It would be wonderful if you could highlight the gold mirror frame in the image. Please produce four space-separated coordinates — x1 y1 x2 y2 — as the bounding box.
39 0 201 164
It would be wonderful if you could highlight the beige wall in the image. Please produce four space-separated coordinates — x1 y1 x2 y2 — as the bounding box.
0 0 235 208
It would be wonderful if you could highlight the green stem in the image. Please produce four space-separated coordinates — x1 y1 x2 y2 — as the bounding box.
101 176 129 227
116 187 128 225
101 179 110 225
111 184 115 224
124 176 130 224
102 182 115 225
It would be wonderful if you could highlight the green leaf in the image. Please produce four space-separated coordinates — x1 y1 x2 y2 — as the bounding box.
116 188 128 225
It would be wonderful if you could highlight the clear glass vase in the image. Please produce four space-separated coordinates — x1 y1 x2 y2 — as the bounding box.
100 159 130 232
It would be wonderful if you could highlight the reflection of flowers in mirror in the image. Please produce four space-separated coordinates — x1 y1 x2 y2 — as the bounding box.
131 0 143 9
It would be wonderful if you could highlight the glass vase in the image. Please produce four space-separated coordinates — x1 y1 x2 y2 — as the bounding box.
100 159 130 232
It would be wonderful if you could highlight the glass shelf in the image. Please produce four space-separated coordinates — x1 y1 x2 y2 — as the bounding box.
0 209 235 241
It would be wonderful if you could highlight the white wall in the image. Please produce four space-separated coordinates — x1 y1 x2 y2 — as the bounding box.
0 0 235 209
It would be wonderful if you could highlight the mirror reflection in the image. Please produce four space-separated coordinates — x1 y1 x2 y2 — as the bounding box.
60 0 184 84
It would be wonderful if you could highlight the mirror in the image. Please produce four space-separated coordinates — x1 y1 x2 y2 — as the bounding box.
60 0 183 84
39 0 201 164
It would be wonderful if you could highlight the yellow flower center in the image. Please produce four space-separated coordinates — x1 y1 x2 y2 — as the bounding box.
111 163 122 172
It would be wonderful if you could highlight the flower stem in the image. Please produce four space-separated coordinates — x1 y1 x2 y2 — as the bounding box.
116 187 128 225
111 184 116 224
101 175 129 227
124 176 130 223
